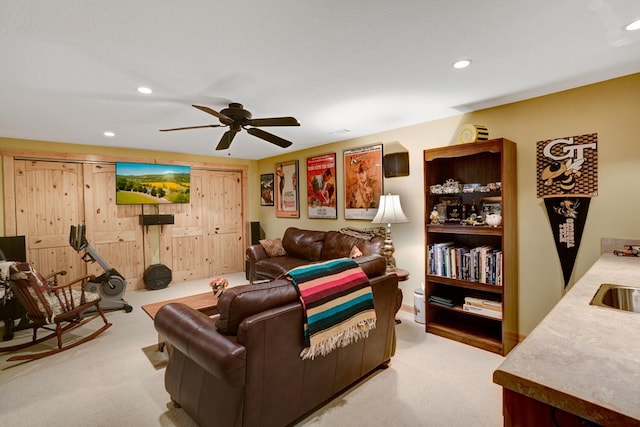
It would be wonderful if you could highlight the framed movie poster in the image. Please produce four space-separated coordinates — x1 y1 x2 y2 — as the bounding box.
260 173 274 206
344 144 383 220
306 153 337 219
275 160 299 218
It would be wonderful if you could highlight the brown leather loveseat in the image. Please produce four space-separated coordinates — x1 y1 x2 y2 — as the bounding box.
154 265 399 427
246 227 386 284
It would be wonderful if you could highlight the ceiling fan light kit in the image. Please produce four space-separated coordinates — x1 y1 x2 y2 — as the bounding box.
160 102 300 151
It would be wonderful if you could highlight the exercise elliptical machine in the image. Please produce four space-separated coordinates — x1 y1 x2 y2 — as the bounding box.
69 224 132 313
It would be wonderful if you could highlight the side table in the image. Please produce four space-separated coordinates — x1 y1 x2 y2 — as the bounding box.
142 292 219 351
393 268 409 324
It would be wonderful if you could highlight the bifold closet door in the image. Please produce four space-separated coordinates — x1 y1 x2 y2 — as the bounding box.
83 163 145 289
159 169 244 282
13 160 86 276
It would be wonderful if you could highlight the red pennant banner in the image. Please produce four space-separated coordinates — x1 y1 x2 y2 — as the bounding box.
543 197 591 287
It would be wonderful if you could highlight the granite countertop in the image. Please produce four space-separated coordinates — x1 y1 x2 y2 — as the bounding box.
493 253 640 425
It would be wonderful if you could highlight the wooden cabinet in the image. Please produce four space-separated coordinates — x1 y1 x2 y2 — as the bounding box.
502 389 601 427
423 138 518 355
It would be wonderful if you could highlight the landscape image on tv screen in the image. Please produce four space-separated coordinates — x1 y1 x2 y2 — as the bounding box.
116 162 191 205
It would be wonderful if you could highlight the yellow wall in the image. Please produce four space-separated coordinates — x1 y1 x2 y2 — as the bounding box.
255 73 640 336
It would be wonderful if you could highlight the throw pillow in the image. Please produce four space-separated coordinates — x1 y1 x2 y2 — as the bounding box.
259 238 287 257
350 245 363 258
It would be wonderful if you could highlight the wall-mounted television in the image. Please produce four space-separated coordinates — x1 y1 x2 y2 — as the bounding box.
116 162 191 205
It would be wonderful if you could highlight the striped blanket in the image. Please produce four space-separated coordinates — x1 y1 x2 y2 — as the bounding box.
287 258 376 360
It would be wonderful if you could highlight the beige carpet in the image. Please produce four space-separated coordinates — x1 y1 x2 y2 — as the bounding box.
0 272 504 426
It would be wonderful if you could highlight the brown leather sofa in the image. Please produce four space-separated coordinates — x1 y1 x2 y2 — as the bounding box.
246 227 386 284
154 268 399 427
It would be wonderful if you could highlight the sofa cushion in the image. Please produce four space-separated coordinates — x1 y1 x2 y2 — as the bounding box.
282 227 326 262
215 280 299 335
320 231 384 260
259 238 287 257
253 257 311 281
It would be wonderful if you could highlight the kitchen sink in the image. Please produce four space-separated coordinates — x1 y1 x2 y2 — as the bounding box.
590 283 640 313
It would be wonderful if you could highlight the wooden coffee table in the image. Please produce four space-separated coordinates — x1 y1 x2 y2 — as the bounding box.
142 291 219 351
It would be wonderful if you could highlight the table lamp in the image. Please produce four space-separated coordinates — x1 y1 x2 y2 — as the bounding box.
372 193 409 272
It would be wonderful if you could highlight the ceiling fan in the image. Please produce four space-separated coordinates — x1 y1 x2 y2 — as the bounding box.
160 102 300 150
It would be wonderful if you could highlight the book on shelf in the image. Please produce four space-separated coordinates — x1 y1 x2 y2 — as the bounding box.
462 303 502 319
428 295 456 307
428 242 454 276
427 242 503 286
493 250 503 285
464 296 502 312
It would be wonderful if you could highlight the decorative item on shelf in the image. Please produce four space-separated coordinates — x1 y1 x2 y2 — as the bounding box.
439 196 461 206
481 197 502 223
463 183 480 193
371 194 409 272
209 277 228 298
462 200 483 225
430 179 462 195
474 184 493 193
435 203 448 223
486 213 503 227
457 124 489 143
429 207 440 224
446 205 463 222
442 179 462 194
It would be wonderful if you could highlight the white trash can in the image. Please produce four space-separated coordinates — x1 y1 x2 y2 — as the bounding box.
414 288 425 324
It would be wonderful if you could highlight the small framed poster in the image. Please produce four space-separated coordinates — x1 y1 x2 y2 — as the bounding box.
306 153 337 219
344 144 383 220
481 196 502 215
275 160 299 218
260 173 274 206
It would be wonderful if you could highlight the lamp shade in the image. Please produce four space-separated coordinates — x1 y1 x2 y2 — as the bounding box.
371 194 409 224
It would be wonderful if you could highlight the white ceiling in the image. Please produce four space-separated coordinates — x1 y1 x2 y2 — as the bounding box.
1 1 639 160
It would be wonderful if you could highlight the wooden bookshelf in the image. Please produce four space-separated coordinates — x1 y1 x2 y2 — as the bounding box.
424 138 518 355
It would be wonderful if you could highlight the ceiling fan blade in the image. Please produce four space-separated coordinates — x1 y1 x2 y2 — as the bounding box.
246 127 293 148
192 104 233 124
159 124 223 132
248 117 300 127
216 129 239 150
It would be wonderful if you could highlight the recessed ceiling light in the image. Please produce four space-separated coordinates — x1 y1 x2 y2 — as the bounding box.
104 131 115 137
624 19 640 31
137 86 152 94
453 59 472 69
329 129 351 135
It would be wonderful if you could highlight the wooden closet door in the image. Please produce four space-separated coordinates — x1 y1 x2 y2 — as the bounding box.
13 160 85 276
159 169 207 282
160 169 244 282
205 170 244 275
84 163 145 289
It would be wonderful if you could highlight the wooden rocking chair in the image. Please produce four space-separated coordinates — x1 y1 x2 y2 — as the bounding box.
0 262 112 361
